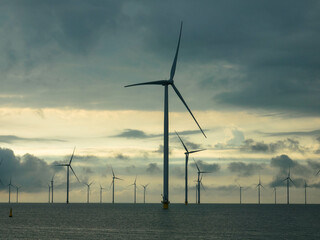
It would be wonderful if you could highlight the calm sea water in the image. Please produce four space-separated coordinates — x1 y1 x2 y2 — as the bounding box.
0 203 319 239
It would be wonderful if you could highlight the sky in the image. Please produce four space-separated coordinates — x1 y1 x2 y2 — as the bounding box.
1 0 320 204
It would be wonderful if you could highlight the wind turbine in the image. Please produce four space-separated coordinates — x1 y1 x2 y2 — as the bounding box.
273 187 277 204
237 184 243 204
194 159 210 204
100 184 105 203
0 158 3 186
8 177 13 203
129 176 137 204
175 131 205 205
283 168 295 205
14 185 21 203
56 147 80 204
83 181 94 203
256 176 265 204
111 167 123 204
50 175 54 203
304 181 309 205
141 184 149 204
125 22 206 209
47 184 51 203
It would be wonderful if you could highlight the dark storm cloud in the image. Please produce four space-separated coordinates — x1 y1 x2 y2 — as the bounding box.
0 135 66 143
228 162 265 177
190 160 220 173
241 138 305 154
0 147 62 192
145 163 161 175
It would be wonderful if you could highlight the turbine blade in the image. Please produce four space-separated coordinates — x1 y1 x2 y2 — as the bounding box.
109 180 113 189
175 131 188 152
193 158 200 172
261 184 266 189
89 181 94 186
115 177 124 181
189 149 206 154
199 171 211 174
125 80 168 88
111 167 115 177
69 147 76 165
316 169 320 176
201 181 206 191
172 84 206 138
289 178 295 187
55 164 68 166
170 22 183 80
70 166 80 183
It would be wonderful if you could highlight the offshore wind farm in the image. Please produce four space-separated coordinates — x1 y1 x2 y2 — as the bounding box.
1 1 320 239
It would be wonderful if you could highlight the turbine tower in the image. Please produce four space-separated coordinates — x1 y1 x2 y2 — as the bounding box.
50 175 54 203
129 176 137 204
56 147 80 204
111 167 123 204
273 187 277 204
256 176 265 204
0 158 3 186
8 178 13 203
83 181 93 203
304 181 309 205
283 168 295 205
141 184 149 204
238 184 243 204
15 185 21 203
100 185 105 203
48 184 51 203
125 22 206 209
175 131 205 205
194 159 210 204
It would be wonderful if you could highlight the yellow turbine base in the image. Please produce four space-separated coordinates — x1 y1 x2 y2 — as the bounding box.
163 203 169 209
185 201 188 205
9 208 12 217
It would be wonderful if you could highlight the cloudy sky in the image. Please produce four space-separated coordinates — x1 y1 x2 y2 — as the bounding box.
1 0 320 204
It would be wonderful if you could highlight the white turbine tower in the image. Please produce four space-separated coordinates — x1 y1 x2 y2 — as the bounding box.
83 181 94 203
125 22 206 209
256 176 265 204
175 131 205 205
100 185 105 203
56 147 80 204
194 159 210 204
283 168 295 205
129 176 137 204
141 184 149 204
111 168 123 204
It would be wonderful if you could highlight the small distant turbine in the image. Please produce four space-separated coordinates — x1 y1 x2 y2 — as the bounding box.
238 184 243 204
194 159 210 204
48 184 51 203
141 184 149 204
128 176 137 204
50 175 54 203
175 131 205 205
56 147 80 204
304 181 309 205
273 187 277 204
14 185 21 203
256 176 265 204
99 185 105 204
110 167 123 204
83 181 94 203
8 177 13 204
125 22 206 209
283 168 295 205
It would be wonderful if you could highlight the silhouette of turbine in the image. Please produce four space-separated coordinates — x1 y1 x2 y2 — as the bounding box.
283 168 295 205
256 176 265 204
110 167 123 204
125 22 206 209
141 184 149 204
100 184 105 203
83 181 94 203
50 175 54 203
194 159 210 204
175 131 205 205
128 176 137 204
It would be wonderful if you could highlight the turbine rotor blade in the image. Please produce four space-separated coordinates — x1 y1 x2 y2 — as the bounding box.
171 83 206 138
193 158 200 172
289 178 295 187
316 169 320 176
201 181 206 191
55 164 68 166
125 80 168 88
175 131 188 152
115 177 123 181
70 166 80 183
189 149 206 154
111 167 115 177
69 147 76 165
170 22 183 80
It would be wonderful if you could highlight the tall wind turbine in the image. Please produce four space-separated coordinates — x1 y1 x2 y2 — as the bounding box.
14 185 21 203
8 177 13 203
48 184 51 203
194 159 210 204
256 176 265 204
56 148 80 204
304 181 309 205
141 184 149 204
125 22 206 209
83 181 94 203
238 184 243 204
175 131 205 205
100 185 105 203
273 187 277 204
283 168 295 205
111 168 123 204
50 175 54 203
129 176 137 204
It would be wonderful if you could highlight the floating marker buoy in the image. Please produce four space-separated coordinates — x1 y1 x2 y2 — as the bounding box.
9 208 13 217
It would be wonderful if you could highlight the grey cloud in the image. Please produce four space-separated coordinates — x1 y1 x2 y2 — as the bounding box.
153 145 172 155
145 163 161 175
114 153 130 161
228 162 265 177
125 165 136 174
0 135 66 144
191 160 220 173
113 129 207 139
317 136 320 142
259 129 320 137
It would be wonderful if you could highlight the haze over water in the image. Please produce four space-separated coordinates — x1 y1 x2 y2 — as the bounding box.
1 203 319 239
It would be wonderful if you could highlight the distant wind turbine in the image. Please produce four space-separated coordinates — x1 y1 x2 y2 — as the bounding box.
125 22 206 209
237 184 243 204
110 167 123 204
14 185 21 203
50 175 54 203
56 147 80 204
141 184 149 204
83 181 94 203
194 159 210 204
283 168 295 205
273 187 277 204
304 181 309 205
175 131 205 205
256 176 265 204
8 177 13 203
100 185 105 203
48 184 51 203
129 176 137 204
